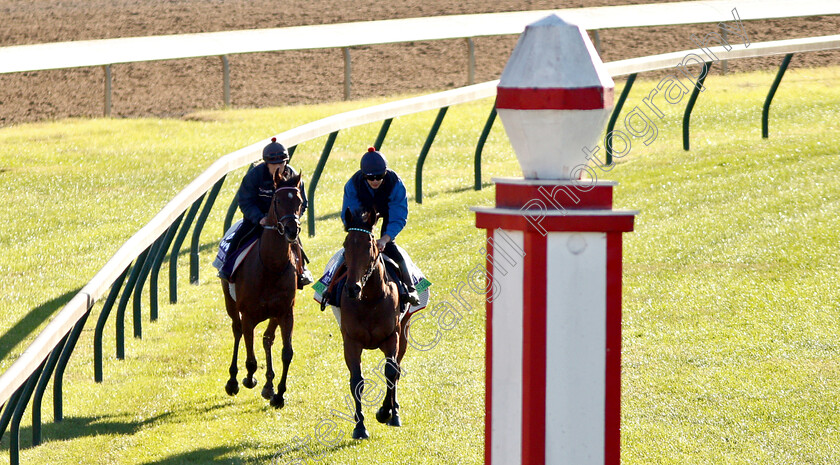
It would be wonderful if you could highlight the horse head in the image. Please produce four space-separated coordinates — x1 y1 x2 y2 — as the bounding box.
343 206 380 300
267 169 303 242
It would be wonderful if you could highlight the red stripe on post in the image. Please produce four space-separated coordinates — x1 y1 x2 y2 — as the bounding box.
522 232 547 465
495 182 614 210
475 211 635 234
484 230 494 465
605 232 623 465
496 86 614 110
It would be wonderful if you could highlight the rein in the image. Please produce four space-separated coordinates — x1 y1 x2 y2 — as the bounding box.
346 227 382 293
258 185 301 273
264 187 301 239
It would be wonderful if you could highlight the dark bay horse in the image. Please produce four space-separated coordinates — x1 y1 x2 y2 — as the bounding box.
340 207 412 439
221 170 303 409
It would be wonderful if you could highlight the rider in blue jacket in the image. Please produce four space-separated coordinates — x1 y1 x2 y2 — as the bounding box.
219 138 313 288
341 147 420 306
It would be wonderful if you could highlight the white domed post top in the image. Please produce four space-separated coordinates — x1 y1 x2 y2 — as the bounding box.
497 15 615 180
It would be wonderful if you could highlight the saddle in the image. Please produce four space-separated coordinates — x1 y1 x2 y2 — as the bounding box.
222 237 258 284
320 256 404 310
313 247 431 315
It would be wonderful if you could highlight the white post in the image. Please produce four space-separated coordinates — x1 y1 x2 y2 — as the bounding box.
343 47 351 100
473 15 637 465
103 64 112 117
220 55 230 107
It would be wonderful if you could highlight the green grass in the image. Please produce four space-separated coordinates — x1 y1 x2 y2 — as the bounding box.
0 65 839 464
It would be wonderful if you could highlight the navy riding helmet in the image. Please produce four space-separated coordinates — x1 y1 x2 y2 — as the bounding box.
360 147 387 175
263 137 289 164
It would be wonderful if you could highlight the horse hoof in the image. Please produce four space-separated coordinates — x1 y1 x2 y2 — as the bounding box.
270 394 285 409
242 376 257 389
261 386 275 400
387 414 402 427
352 425 369 440
225 380 239 396
375 407 392 424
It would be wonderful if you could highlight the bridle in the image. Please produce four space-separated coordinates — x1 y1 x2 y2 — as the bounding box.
265 186 302 240
347 227 381 290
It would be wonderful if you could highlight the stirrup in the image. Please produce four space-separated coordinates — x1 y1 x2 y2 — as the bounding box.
320 290 331 312
407 292 420 306
402 287 420 306
298 269 314 289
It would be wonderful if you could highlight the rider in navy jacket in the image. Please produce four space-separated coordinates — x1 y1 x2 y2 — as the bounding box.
341 147 419 306
238 159 308 226
219 138 312 287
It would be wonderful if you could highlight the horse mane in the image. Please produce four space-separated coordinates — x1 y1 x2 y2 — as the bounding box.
344 207 378 232
273 168 302 189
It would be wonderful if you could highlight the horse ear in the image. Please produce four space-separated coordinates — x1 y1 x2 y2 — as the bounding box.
273 166 283 187
292 170 302 187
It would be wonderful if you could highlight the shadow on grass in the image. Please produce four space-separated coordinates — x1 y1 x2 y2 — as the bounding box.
270 436 364 464
0 399 237 452
0 410 175 452
0 287 81 361
140 446 241 464
417 181 494 202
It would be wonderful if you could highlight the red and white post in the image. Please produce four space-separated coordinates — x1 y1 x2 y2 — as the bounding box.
473 15 637 465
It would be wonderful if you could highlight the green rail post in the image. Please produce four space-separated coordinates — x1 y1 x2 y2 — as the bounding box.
190 176 226 284
223 193 239 235
307 131 339 237
474 104 497 190
606 73 637 165
763 53 794 139
0 387 25 441
169 195 205 304
10 363 44 465
116 249 149 359
133 236 165 339
54 310 91 422
31 337 66 446
150 215 183 321
374 118 393 151
94 266 130 382
683 62 711 151
416 107 449 204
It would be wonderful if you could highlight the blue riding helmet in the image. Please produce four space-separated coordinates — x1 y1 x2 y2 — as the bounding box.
360 147 387 175
263 137 289 164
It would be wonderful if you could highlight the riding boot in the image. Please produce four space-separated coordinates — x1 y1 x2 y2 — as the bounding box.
396 257 420 307
295 242 314 289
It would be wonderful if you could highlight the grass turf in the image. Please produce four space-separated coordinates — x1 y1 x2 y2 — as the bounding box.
0 65 838 464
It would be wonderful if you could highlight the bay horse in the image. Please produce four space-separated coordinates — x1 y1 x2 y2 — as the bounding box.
340 207 412 439
221 169 303 409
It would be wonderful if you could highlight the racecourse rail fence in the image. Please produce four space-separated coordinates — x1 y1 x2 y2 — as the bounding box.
1 3 839 464
0 0 838 111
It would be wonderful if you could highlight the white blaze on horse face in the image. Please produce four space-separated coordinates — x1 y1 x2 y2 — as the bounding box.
345 232 377 289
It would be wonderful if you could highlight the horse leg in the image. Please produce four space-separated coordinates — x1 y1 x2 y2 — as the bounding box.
271 311 294 409
241 317 258 389
387 317 413 425
397 314 412 366
376 333 401 427
261 318 278 401
225 312 242 396
344 340 368 439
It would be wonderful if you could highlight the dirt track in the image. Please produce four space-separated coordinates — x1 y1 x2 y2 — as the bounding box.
0 0 838 127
